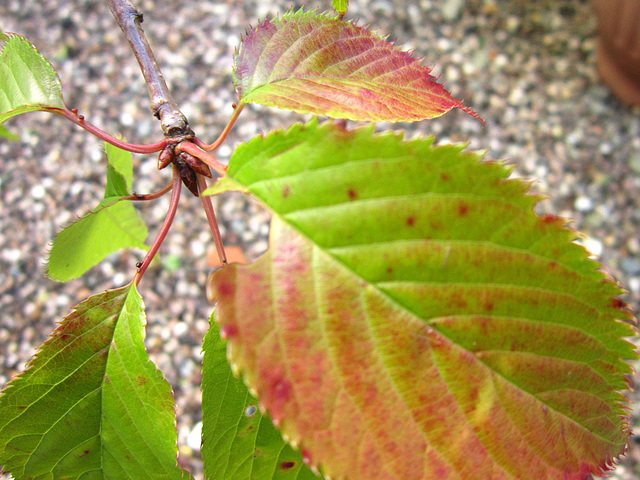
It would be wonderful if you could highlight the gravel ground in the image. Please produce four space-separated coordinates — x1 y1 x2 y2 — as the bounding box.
1 0 639 479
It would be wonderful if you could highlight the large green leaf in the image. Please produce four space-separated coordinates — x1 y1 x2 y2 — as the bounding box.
207 120 636 480
47 143 148 281
0 285 191 480
0 32 66 125
201 318 319 480
234 10 481 123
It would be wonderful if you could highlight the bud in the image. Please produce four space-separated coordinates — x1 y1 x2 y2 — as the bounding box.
178 151 212 178
158 144 175 170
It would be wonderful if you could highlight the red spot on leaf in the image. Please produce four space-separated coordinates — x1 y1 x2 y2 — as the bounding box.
406 216 416 226
137 376 147 386
542 214 560 224
220 324 238 339
485 303 494 312
218 282 235 298
458 202 469 216
79 450 90 458
281 461 296 469
440 172 450 181
282 185 291 198
348 188 358 199
261 366 293 424
302 449 312 465
612 298 627 309
273 377 292 401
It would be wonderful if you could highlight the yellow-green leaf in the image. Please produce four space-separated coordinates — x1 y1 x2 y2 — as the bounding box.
47 143 148 282
0 285 191 480
333 0 349 15
0 33 65 125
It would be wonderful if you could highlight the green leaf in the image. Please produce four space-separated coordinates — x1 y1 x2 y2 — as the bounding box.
234 10 481 123
0 32 66 125
47 143 148 281
0 124 19 141
105 141 135 195
208 120 637 480
202 315 319 480
0 285 192 480
332 0 349 15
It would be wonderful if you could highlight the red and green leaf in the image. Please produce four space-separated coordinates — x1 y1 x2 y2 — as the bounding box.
234 10 481 123
0 285 191 480
201 318 319 479
207 120 636 480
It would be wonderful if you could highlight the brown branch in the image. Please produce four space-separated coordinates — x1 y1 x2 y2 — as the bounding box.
105 0 191 138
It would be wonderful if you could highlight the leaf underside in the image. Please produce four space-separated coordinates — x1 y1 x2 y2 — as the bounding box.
208 120 636 480
201 319 319 480
0 285 191 480
47 143 148 282
0 32 65 125
234 10 481 123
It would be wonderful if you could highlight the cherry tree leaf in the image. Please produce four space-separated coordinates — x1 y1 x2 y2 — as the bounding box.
0 124 19 141
234 10 481 123
0 32 66 125
207 120 636 480
47 143 148 282
201 318 319 479
0 285 191 480
332 0 349 16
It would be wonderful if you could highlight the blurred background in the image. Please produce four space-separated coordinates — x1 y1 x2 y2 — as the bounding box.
1 0 639 478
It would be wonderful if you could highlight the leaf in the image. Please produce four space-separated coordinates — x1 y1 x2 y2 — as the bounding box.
47 143 148 281
0 285 191 480
207 120 637 480
201 317 319 480
0 32 66 125
332 0 349 16
0 124 19 141
105 141 135 194
233 10 481 123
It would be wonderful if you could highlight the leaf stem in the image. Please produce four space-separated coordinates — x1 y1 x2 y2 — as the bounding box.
105 0 191 138
124 181 173 201
197 174 227 266
134 166 182 286
176 141 227 177
194 103 245 152
55 108 167 154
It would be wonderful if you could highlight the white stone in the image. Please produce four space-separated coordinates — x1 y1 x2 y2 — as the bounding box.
186 421 202 451
574 196 594 212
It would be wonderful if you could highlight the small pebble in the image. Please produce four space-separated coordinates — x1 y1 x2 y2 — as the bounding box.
629 152 640 174
620 257 640 276
186 422 203 451
574 196 594 212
